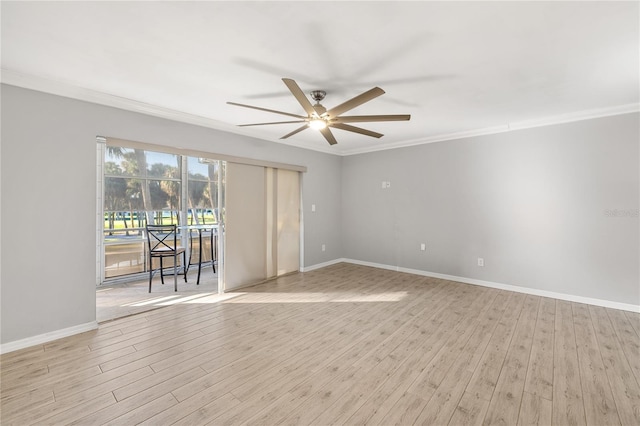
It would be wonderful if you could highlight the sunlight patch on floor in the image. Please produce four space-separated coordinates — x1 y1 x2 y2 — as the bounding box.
125 295 182 307
155 293 216 305
220 291 408 304
120 292 244 307
334 292 408 302
184 293 245 304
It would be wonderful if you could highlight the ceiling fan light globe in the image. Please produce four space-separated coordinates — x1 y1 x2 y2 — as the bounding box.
309 119 327 130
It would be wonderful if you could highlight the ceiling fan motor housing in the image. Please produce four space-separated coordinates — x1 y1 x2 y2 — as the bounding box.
310 90 326 102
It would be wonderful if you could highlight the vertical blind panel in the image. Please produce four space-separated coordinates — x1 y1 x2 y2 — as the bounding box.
277 169 300 275
224 163 267 291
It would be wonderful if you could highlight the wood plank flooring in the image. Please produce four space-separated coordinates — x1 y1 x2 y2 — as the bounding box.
1 263 639 425
96 267 218 323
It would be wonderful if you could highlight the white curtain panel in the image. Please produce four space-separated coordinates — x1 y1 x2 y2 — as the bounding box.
276 169 300 276
224 162 267 291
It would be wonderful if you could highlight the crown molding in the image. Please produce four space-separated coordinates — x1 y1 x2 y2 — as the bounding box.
0 69 338 156
339 125 512 156
340 103 640 156
3 69 637 158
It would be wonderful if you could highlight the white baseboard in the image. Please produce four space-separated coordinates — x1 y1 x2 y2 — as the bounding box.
323 258 640 313
301 258 347 272
4 258 634 355
0 321 99 354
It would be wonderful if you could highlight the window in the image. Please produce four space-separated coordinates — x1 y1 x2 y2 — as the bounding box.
97 137 303 289
185 157 223 266
187 157 222 225
101 145 221 281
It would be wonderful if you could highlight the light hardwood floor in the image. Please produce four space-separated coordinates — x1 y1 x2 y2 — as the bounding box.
96 268 219 323
1 263 639 425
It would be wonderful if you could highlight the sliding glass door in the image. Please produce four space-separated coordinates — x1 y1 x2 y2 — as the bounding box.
98 138 300 292
100 142 222 283
102 147 183 279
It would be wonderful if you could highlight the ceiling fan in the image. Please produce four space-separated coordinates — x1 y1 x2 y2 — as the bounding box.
227 78 411 145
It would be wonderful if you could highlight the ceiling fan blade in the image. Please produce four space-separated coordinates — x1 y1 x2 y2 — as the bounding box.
330 123 383 138
238 120 306 127
326 87 385 117
280 125 309 139
227 102 306 119
319 127 338 145
333 114 411 123
282 78 317 117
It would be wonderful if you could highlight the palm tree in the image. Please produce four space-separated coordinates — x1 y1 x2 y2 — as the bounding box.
208 161 220 222
104 162 127 234
188 173 207 225
134 149 152 224
106 145 125 158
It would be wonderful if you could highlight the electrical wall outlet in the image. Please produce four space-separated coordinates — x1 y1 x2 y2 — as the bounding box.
322 244 326 252
381 181 387 189
477 257 484 267
311 204 316 212
420 243 426 251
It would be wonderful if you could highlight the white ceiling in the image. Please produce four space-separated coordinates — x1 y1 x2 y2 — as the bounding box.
2 1 638 155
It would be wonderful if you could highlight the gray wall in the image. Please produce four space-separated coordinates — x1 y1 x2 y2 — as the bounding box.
0 84 343 344
2 82 637 346
342 113 639 305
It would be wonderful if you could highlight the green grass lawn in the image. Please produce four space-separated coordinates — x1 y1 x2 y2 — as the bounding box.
105 214 217 230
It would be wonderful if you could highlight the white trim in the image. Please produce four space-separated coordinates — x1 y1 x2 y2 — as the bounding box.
0 321 99 354
340 125 510 156
96 137 105 285
300 258 346 272
2 69 638 157
298 173 305 273
507 103 640 131
340 103 640 156
217 161 225 294
325 258 640 313
0 70 337 156
5 256 634 354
